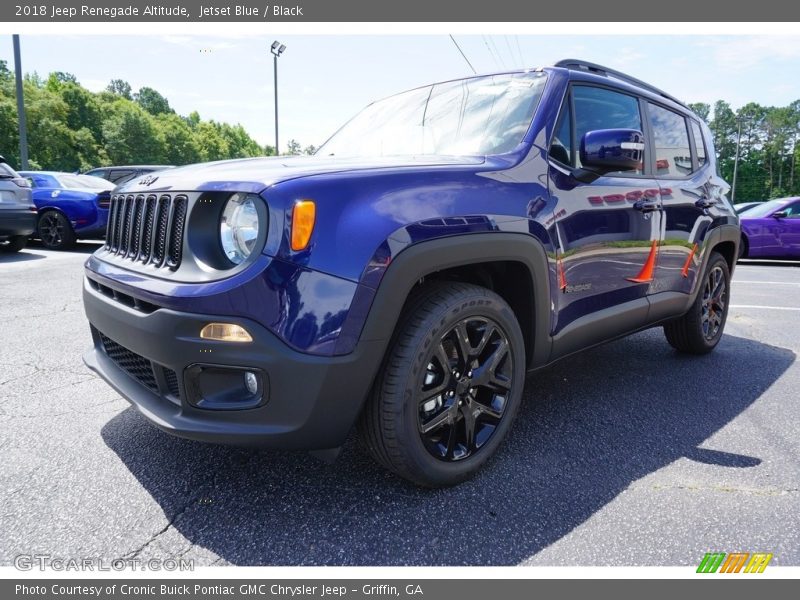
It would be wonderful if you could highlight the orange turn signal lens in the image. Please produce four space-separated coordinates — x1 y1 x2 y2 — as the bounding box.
199 323 253 343
291 200 316 251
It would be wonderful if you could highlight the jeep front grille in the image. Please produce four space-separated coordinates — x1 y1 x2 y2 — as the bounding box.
105 193 188 270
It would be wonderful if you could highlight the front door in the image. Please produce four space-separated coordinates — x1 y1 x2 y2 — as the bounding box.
548 84 662 338
776 200 800 257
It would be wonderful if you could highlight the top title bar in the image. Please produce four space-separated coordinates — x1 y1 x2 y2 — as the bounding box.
4 0 800 22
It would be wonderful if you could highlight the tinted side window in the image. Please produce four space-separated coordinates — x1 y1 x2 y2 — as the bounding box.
690 120 707 167
783 201 800 218
573 86 643 175
549 99 572 166
649 103 692 177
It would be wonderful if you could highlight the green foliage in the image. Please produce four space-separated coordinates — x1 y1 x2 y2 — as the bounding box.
134 86 172 116
286 138 301 155
106 79 132 100
0 71 267 171
705 99 800 201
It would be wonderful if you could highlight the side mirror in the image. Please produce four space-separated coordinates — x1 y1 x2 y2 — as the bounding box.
574 129 645 183
772 211 788 219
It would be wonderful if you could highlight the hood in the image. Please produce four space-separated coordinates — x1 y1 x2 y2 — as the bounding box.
115 154 486 195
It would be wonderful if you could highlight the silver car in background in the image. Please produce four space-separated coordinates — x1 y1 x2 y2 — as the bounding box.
0 156 36 253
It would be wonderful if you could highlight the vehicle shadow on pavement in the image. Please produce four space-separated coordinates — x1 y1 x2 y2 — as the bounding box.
0 250 45 264
101 330 794 565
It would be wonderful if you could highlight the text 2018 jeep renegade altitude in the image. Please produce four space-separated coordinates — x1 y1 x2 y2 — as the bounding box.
82 60 739 486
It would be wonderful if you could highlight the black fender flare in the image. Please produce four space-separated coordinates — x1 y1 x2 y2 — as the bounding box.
357 232 553 369
692 223 741 301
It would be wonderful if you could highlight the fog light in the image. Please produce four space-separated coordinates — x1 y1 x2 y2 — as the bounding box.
199 323 253 342
244 371 258 394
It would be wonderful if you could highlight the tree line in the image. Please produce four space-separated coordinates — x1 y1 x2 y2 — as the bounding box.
689 100 800 202
0 62 315 172
0 63 796 202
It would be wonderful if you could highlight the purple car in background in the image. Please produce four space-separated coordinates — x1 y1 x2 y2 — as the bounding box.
739 197 800 259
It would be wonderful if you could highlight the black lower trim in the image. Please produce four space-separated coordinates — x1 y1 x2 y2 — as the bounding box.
83 278 385 449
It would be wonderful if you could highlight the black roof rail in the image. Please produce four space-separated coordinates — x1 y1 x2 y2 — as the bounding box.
554 59 690 111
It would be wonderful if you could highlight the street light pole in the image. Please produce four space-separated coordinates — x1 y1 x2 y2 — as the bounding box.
12 35 28 170
731 116 748 204
270 41 286 156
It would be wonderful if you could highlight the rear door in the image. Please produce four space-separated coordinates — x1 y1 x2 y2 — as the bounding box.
648 104 711 295
547 84 663 337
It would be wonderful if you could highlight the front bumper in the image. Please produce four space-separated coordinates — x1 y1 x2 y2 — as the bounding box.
0 208 36 238
82 276 385 449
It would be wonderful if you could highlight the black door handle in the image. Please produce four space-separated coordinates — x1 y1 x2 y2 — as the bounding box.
634 199 660 212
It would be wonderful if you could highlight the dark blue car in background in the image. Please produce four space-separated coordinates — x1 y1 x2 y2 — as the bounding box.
20 171 115 250
82 60 740 486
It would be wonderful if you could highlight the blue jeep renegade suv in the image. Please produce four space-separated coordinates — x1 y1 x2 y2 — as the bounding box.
82 60 739 486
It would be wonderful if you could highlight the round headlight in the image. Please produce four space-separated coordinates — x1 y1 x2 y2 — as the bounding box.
220 194 260 265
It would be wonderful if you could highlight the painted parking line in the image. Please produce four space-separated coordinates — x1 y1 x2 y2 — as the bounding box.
730 305 800 311
734 281 800 285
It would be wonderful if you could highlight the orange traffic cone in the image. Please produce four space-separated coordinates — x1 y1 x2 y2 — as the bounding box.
681 243 698 278
627 240 658 283
558 258 567 291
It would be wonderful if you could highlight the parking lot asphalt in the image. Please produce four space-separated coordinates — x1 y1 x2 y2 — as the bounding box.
1 243 798 566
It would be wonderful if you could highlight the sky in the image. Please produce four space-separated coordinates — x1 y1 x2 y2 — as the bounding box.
2 34 800 151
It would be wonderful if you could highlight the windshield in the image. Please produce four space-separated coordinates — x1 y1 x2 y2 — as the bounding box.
742 199 786 218
56 174 115 190
318 72 548 158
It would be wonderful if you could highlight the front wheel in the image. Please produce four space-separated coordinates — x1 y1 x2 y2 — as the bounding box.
358 282 526 487
37 210 76 250
664 251 730 354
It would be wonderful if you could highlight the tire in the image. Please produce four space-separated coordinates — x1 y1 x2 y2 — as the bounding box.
358 281 526 487
664 251 730 354
738 234 748 259
0 235 27 253
37 210 76 250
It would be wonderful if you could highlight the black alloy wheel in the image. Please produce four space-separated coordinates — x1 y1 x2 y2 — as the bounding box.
417 317 513 461
701 265 727 341
37 211 76 250
359 281 525 487
663 251 730 354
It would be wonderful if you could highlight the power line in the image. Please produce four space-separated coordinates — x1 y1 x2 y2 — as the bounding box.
449 35 477 74
514 35 526 66
488 36 506 69
482 35 501 70
504 36 517 67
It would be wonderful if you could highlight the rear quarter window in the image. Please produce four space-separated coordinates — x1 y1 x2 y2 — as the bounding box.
690 120 707 167
648 103 692 177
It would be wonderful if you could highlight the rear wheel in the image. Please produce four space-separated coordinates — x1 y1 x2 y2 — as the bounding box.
358 282 525 487
664 251 730 354
0 235 27 253
37 210 76 250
